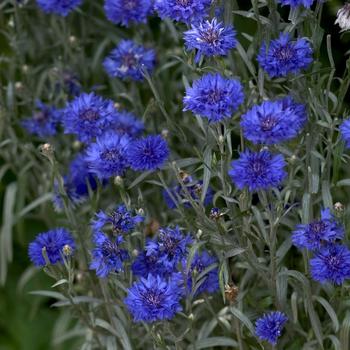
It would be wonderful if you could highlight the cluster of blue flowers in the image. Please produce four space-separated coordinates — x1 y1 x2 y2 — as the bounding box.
292 208 350 285
127 226 219 322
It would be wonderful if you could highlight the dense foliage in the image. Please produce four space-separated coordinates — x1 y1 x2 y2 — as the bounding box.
1 0 350 349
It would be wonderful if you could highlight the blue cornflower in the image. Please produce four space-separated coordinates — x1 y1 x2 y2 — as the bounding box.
21 100 60 138
257 33 313 78
228 149 287 192
154 0 211 23
241 96 307 145
85 132 130 180
90 232 129 278
278 0 314 8
186 250 219 295
28 228 75 267
104 0 153 27
339 119 350 148
92 204 144 234
53 153 98 210
292 208 344 251
184 18 237 63
154 226 192 271
163 175 213 209
112 110 144 138
255 311 288 345
103 40 156 81
310 244 350 285
183 73 244 123
132 226 192 277
128 135 169 171
124 274 182 322
36 0 82 16
62 93 118 143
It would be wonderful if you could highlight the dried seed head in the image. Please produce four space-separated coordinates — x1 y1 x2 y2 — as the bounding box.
144 218 160 236
225 283 239 304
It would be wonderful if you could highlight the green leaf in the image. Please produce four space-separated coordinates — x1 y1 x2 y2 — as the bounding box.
230 307 255 335
189 337 238 349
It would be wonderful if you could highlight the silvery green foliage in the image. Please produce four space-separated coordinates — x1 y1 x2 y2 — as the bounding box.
2 0 350 349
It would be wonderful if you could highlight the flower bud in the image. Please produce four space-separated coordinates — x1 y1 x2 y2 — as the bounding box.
63 244 73 257
114 176 123 186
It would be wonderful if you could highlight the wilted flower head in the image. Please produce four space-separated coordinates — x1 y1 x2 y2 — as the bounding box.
310 244 350 285
255 311 288 345
111 110 144 138
104 0 153 27
228 149 287 192
335 4 350 31
85 132 130 180
185 250 219 295
154 0 211 24
184 73 244 123
339 118 350 148
90 232 129 278
257 33 313 78
28 228 75 266
124 274 182 322
278 0 314 8
241 96 307 145
163 176 213 209
62 93 118 143
21 100 60 138
292 208 344 251
36 0 82 16
184 18 237 62
128 135 169 171
92 204 144 234
103 40 156 81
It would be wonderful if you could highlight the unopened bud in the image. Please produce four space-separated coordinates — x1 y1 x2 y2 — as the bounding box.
22 65 29 73
72 140 81 150
39 143 54 159
161 129 169 139
132 249 139 257
114 176 123 186
15 81 23 90
114 102 121 109
210 207 222 220
137 208 144 216
334 202 344 216
69 35 77 44
218 135 224 144
196 229 203 239
63 244 73 256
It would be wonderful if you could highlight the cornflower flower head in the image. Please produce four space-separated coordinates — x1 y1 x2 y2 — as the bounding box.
310 244 350 285
154 0 211 24
62 92 118 143
89 232 129 278
278 0 314 7
104 0 153 27
241 96 307 145
124 274 182 322
185 250 219 295
228 149 287 192
292 208 344 251
255 311 288 345
52 153 98 210
339 118 350 148
28 228 75 267
184 18 237 63
103 40 156 81
36 0 82 16
111 110 144 138
183 73 244 122
92 204 144 235
21 100 60 138
257 33 313 78
128 135 169 171
84 131 130 180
